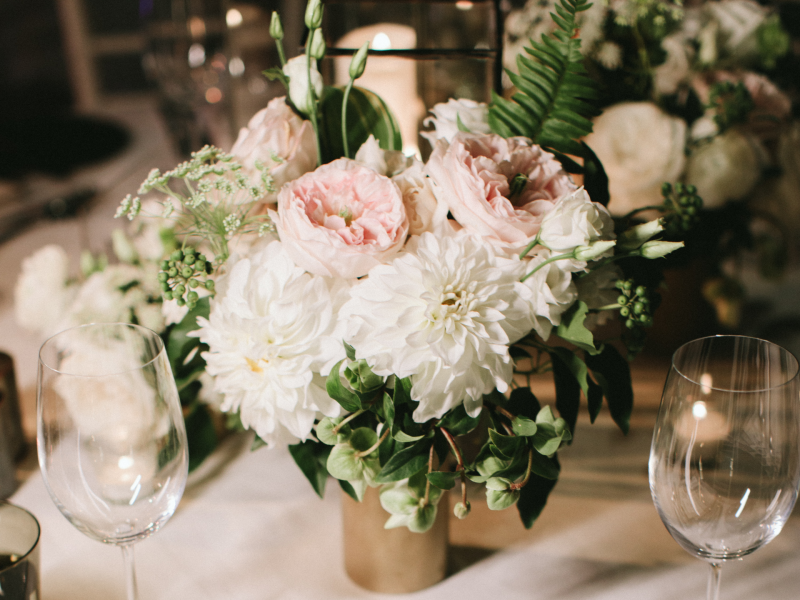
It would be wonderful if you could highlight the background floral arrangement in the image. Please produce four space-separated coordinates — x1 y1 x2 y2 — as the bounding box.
506 0 799 331
17 0 690 532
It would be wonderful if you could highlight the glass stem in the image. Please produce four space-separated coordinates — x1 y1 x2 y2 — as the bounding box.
121 544 139 600
707 563 722 600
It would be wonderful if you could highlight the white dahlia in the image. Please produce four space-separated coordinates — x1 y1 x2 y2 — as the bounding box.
343 231 533 422
195 240 348 446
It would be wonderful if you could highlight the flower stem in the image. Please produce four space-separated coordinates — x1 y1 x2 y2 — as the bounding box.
342 78 355 159
518 233 541 260
354 427 390 459
333 409 365 434
275 39 287 68
520 251 576 282
440 428 464 472
305 42 322 166
509 448 533 491
622 205 665 220
494 405 516 423
421 444 435 508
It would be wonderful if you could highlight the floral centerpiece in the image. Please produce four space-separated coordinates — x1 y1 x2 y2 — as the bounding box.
505 0 797 329
18 0 688 535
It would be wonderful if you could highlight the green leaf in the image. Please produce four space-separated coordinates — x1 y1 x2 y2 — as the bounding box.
381 392 395 431
392 429 424 443
585 345 633 434
344 341 356 361
438 404 481 436
516 467 559 528
426 471 459 490
512 416 538 437
529 450 560 480
487 487 521 511
318 86 402 164
339 479 361 502
506 387 541 421
580 142 610 207
316 416 348 445
488 429 524 460
326 360 361 412
548 347 586 435
288 440 332 498
344 359 384 393
555 301 596 354
375 438 431 483
262 66 288 88
184 403 217 472
392 376 413 406
586 375 604 423
327 428 379 482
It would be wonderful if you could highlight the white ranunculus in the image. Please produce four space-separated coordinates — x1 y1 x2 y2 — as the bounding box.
518 250 577 340
282 55 323 116
585 102 687 216
343 230 533 422
195 240 347 446
685 128 763 209
421 99 491 144
15 245 75 337
538 188 615 264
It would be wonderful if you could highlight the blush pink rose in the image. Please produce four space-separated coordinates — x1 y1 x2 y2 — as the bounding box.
271 158 409 279
425 132 577 254
231 96 318 202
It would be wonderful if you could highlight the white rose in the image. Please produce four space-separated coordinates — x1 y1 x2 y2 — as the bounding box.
231 96 318 200
421 99 491 144
538 188 615 266
685 128 763 209
282 55 323 116
585 102 687 216
14 245 75 337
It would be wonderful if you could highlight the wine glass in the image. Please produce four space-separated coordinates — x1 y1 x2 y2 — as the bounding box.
649 335 800 600
37 323 189 600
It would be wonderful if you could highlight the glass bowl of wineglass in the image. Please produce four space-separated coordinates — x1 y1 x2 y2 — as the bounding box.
649 335 800 600
37 322 189 600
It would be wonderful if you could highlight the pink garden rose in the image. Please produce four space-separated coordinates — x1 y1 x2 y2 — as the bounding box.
271 158 409 279
231 96 318 201
425 132 576 254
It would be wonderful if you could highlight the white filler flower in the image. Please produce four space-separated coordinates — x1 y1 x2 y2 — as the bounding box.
195 240 347 446
344 231 532 422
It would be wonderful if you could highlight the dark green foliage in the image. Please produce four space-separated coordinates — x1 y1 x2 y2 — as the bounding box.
289 440 332 498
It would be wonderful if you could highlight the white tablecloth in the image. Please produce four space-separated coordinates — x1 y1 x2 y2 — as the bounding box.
11 428 800 600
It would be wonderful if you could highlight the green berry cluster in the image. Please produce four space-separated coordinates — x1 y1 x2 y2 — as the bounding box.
158 248 215 309
661 182 702 235
615 279 654 330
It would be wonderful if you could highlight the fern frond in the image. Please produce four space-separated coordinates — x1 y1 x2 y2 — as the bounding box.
489 0 599 158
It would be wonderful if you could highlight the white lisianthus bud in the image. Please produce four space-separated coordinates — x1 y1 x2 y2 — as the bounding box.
574 240 616 261
618 219 664 251
304 0 323 29
269 11 283 40
454 501 471 520
349 41 369 80
639 240 684 259
282 55 323 115
309 28 326 60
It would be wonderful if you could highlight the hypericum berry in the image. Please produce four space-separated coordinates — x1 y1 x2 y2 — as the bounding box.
635 286 647 297
205 280 215 291
620 306 630 317
168 267 178 277
617 295 628 305
181 266 193 278
189 279 199 288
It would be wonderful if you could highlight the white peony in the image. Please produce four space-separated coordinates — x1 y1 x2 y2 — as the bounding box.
518 250 577 340
343 230 533 422
194 240 347 446
585 102 687 216
421 99 491 144
685 128 763 209
15 245 75 337
283 55 324 116
537 188 615 267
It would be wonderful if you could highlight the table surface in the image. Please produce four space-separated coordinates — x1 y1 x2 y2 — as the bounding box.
4 98 800 599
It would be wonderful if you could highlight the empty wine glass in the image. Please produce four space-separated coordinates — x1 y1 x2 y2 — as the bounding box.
649 335 800 600
37 323 188 600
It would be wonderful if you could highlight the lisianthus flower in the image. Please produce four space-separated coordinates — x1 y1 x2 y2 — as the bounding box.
271 158 409 279
230 96 318 201
425 132 577 254
343 230 533 422
14 244 75 338
537 188 615 270
282 55 323 116
194 240 348 446
518 250 577 340
421 99 491 144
